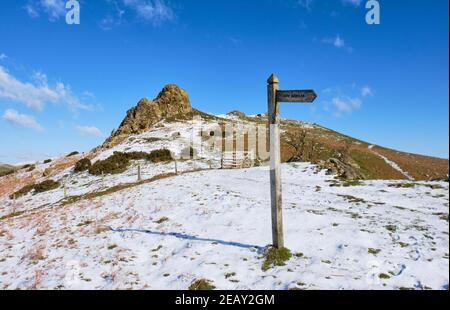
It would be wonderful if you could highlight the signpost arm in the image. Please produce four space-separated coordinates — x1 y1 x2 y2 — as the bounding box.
268 74 284 249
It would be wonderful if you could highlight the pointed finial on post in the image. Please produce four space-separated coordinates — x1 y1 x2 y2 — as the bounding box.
267 73 279 84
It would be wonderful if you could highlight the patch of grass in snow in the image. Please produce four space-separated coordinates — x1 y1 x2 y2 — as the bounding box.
294 252 304 258
261 247 293 272
388 183 416 189
342 180 364 187
188 279 216 290
397 242 409 248
143 137 162 143
368 248 381 255
151 245 163 252
154 217 169 224
10 180 60 199
34 180 61 193
385 225 397 232
338 195 366 204
9 184 34 199
433 213 449 222
379 273 391 279
289 287 306 290
95 225 111 234
77 220 94 227
225 272 236 279
330 180 364 187
0 211 25 220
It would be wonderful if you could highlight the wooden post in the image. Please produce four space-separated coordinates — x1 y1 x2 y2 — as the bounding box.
174 159 178 174
268 74 284 249
137 163 142 181
12 193 16 214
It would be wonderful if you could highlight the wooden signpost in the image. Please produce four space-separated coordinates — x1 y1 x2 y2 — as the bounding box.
267 74 317 249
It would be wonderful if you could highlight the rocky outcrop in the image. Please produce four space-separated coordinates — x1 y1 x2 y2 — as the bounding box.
227 110 247 119
103 84 192 148
320 157 366 180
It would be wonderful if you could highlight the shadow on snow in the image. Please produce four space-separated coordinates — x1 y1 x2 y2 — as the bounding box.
112 228 264 251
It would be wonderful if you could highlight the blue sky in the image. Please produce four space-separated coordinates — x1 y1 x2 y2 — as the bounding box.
0 0 448 163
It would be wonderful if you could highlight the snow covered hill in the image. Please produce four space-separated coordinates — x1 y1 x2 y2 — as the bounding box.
0 162 448 290
0 85 448 290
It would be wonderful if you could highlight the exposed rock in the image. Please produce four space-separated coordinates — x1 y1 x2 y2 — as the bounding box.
103 84 192 148
320 157 365 180
227 110 246 119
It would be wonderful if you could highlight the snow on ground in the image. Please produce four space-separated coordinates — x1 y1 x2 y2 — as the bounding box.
0 121 222 219
0 163 448 290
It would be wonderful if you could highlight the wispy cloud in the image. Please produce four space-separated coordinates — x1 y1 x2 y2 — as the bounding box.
361 85 374 97
3 109 44 131
76 126 105 137
0 66 93 112
100 0 126 30
25 0 66 22
0 53 7 61
322 35 353 52
332 96 362 116
100 0 175 30
298 0 314 12
341 0 363 7
320 84 373 117
123 0 175 25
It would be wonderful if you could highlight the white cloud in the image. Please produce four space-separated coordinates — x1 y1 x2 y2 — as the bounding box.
76 126 105 137
322 35 353 52
361 85 374 97
333 35 345 48
122 0 175 25
298 0 314 11
0 66 93 112
332 96 362 116
25 0 66 22
341 0 363 7
24 3 40 18
0 54 7 61
3 109 44 131
100 0 126 30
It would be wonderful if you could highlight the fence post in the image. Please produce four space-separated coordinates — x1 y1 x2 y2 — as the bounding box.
174 159 178 174
13 193 16 214
137 163 142 181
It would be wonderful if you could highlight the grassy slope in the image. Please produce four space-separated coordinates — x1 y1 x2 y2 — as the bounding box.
242 115 449 181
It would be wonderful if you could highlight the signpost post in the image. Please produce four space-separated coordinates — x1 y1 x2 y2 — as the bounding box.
267 74 317 249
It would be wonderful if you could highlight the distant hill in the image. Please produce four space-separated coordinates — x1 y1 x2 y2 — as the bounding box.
0 163 16 177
